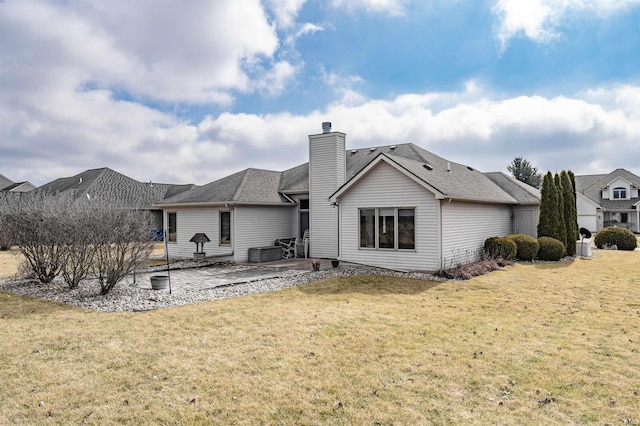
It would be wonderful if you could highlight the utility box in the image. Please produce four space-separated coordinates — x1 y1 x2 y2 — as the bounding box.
576 239 592 257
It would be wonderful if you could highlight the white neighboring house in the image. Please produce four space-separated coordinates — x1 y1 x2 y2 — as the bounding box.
0 173 36 193
575 169 640 233
156 123 541 271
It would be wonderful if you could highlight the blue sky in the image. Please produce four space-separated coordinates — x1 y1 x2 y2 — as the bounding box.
1 0 640 186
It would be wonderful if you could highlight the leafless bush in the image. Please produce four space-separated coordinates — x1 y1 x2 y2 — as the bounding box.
0 193 153 294
436 257 514 280
91 207 153 295
0 192 68 283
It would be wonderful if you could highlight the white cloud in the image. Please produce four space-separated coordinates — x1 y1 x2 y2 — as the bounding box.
0 0 286 104
3 81 640 186
264 0 307 28
329 0 407 16
493 0 640 51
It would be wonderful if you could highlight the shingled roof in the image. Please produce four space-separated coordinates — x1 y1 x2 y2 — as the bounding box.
575 168 640 209
158 142 539 206
484 172 540 205
36 167 193 209
158 168 289 206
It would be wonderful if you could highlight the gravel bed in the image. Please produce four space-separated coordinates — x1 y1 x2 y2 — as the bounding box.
0 263 443 312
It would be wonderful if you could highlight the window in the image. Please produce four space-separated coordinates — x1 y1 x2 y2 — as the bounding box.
613 187 627 199
398 209 415 249
220 211 231 245
299 198 309 238
359 208 415 250
167 212 177 243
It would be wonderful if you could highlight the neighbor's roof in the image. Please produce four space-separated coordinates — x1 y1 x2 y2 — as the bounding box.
157 168 289 206
36 167 193 209
575 168 640 208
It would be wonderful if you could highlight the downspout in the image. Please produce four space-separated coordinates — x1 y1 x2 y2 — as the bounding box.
336 202 340 260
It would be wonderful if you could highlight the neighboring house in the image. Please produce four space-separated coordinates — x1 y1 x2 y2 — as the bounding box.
36 167 195 232
157 123 540 271
0 173 36 192
575 168 640 233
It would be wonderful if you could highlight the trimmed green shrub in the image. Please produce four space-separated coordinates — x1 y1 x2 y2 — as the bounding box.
537 236 566 261
506 234 539 261
594 226 637 251
483 237 517 260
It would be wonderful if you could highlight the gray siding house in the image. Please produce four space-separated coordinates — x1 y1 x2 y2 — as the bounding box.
157 123 540 271
575 168 640 233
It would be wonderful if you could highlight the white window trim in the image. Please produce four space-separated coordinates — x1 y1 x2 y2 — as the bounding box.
358 207 416 251
219 210 231 246
167 211 177 244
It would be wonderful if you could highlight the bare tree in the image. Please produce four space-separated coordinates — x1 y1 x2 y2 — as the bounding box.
0 193 153 293
0 192 68 283
59 202 97 289
91 206 153 295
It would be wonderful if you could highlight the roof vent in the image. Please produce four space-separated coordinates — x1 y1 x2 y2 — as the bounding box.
78 177 82 184
390 145 397 149
369 147 376 152
322 122 332 133
423 164 433 171
447 162 451 172
351 149 357 154
467 166 473 171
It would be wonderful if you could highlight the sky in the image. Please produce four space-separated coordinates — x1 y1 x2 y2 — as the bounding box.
1 0 640 187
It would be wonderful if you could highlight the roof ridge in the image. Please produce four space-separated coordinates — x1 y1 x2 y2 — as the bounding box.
231 169 250 201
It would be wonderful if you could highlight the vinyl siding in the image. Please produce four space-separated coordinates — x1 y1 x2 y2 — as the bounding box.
309 133 346 258
165 207 232 259
233 206 293 262
165 205 292 261
338 162 441 271
576 193 600 232
441 202 512 267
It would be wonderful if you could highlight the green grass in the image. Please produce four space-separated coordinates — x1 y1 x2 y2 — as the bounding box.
0 249 639 424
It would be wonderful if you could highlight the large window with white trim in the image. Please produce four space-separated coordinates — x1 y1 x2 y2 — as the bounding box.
359 208 415 250
613 187 627 199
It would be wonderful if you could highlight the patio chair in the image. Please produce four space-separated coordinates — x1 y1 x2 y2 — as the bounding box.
279 238 296 259
295 229 310 258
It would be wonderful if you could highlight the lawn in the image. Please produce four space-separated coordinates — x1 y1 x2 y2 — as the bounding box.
0 249 639 424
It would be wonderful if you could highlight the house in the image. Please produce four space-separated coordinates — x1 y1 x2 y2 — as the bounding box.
0 173 36 192
156 123 540 271
36 167 195 232
574 168 640 233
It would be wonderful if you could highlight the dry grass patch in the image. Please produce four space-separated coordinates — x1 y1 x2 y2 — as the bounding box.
1 250 639 424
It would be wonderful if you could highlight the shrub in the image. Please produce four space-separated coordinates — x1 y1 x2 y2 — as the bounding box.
594 226 637 251
483 237 517 260
506 234 539 261
537 236 566 261
435 258 513 280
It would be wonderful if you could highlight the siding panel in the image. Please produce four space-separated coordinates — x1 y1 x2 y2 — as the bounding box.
309 133 346 258
233 206 293 262
165 206 293 262
441 202 512 267
338 162 441 271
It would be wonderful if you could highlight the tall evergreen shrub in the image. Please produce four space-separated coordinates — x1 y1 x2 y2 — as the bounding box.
561 171 579 256
537 172 564 244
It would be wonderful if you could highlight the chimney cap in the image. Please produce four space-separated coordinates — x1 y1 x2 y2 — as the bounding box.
322 122 332 133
